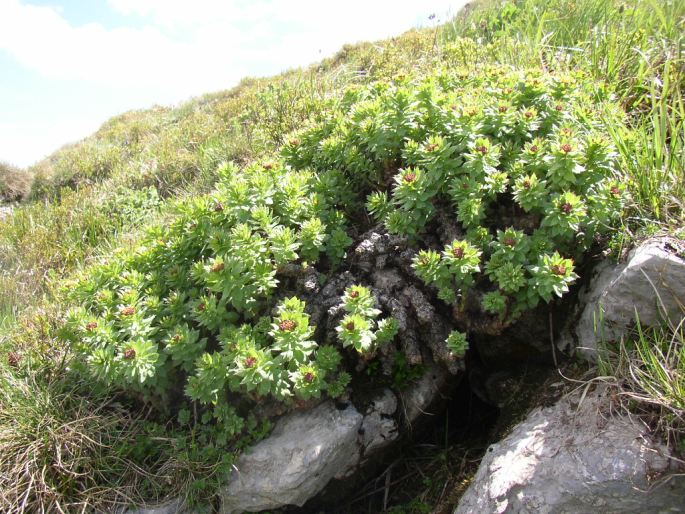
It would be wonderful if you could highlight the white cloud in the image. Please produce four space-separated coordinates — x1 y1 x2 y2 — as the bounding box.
0 0 246 99
0 118 101 167
0 0 465 166
0 0 459 93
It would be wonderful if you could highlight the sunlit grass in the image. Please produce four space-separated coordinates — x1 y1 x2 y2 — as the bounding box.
598 315 685 449
0 0 683 511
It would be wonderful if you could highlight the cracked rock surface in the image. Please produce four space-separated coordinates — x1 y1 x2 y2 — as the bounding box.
219 386 409 513
559 236 685 360
455 386 685 514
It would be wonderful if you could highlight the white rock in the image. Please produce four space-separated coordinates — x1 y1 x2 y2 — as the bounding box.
562 237 685 360
361 389 399 455
455 387 685 514
399 362 451 424
0 205 13 220
219 401 362 513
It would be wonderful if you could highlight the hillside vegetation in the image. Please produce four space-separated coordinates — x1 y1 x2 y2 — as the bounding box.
0 0 683 512
0 161 32 202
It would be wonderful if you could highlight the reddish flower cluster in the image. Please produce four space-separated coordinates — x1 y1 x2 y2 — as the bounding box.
551 264 567 276
211 261 225 273
124 348 136 359
498 105 509 113
86 321 98 331
198 302 206 312
403 171 417 183
349 290 360 299
561 202 573 214
524 110 535 119
244 356 257 368
476 145 489 155
503 237 517 247
610 186 621 197
121 306 136 316
561 143 573 154
304 371 316 383
426 143 439 152
279 319 298 332
344 321 356 331
289 138 300 146
452 246 465 259
7 352 20 368
263 162 275 170
522 179 532 189
214 202 224 212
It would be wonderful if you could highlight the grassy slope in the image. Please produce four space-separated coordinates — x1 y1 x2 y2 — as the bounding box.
0 0 683 512
0 29 439 330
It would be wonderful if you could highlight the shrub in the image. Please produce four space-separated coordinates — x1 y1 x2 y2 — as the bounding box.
0 161 31 202
285 67 624 320
63 67 625 451
61 160 354 443
336 285 399 355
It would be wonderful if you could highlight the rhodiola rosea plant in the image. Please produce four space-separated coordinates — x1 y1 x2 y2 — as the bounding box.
61 65 625 454
284 65 625 321
62 161 354 429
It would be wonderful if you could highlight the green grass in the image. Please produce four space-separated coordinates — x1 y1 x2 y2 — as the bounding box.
0 0 683 511
0 186 163 325
598 315 685 450
443 0 685 227
0 358 149 513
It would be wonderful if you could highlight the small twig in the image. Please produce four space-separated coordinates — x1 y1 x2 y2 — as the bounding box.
549 310 558 368
383 464 392 511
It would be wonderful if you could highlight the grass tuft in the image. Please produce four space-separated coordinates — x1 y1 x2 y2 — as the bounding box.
0 362 160 513
0 161 32 202
598 314 685 450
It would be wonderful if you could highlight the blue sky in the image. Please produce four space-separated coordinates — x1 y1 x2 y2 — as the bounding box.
0 0 465 168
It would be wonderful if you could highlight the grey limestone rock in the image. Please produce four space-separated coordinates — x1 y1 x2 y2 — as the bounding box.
561 236 685 360
219 401 362 513
455 386 685 514
361 389 399 456
218 363 453 513
399 362 451 425
0 205 12 220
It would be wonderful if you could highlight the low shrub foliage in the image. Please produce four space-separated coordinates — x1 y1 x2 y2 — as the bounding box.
62 160 354 432
61 67 625 456
4 0 681 509
286 67 623 318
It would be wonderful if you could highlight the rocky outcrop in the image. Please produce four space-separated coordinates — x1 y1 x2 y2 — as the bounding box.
560 236 685 360
219 384 413 514
399 362 451 425
455 386 685 514
219 401 362 513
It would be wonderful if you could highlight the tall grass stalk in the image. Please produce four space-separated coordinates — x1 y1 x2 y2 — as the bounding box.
0 361 163 513
598 315 685 448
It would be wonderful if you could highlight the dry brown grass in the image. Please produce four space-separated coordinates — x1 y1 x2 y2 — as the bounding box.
0 161 32 202
0 362 172 514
